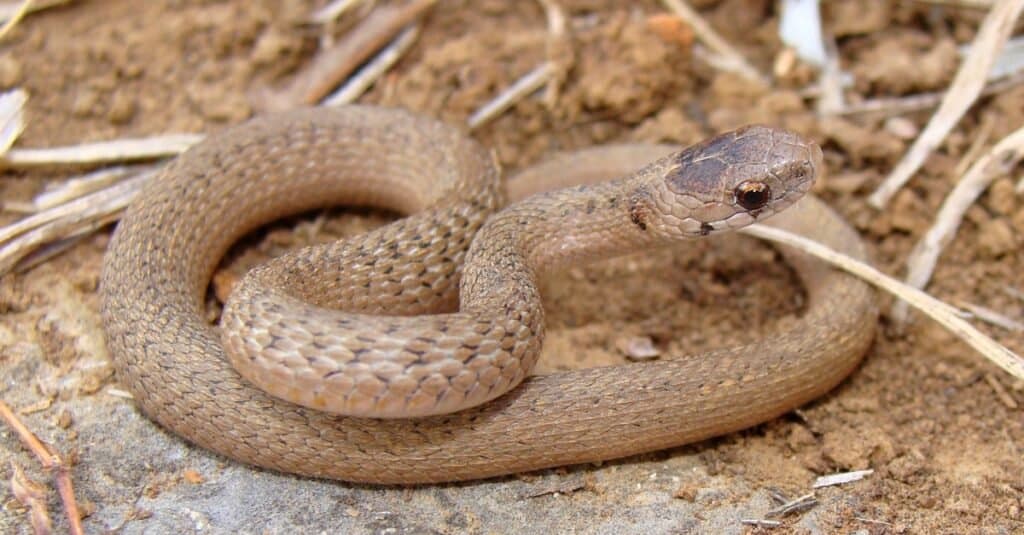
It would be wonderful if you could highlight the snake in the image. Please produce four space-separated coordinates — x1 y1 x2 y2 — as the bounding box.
100 105 876 484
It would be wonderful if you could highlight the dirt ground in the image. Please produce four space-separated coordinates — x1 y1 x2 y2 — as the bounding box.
1 0 1022 533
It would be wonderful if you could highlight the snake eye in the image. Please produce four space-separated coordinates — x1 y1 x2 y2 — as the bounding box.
734 181 771 211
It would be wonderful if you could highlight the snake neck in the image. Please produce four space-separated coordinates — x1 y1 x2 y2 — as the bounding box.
459 179 661 316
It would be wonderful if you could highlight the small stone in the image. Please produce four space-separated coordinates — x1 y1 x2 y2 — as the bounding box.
884 116 918 140
889 189 923 233
986 178 1017 216
107 91 137 124
183 469 204 484
615 336 660 360
672 482 699 501
56 409 73 429
977 218 1017 258
71 89 101 117
886 454 924 482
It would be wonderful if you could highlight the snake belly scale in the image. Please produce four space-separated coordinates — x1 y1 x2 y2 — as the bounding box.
100 106 876 484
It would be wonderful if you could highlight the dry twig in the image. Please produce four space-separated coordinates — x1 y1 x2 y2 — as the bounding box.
742 224 1024 381
893 125 1024 325
868 0 1024 208
259 0 436 110
839 70 1024 117
0 134 201 168
467 0 569 130
0 400 84 535
0 170 151 273
660 0 764 83
322 24 420 106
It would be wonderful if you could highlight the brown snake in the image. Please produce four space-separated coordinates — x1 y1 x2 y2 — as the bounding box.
100 106 876 484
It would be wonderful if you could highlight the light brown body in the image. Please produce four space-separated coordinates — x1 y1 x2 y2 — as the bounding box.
100 106 876 484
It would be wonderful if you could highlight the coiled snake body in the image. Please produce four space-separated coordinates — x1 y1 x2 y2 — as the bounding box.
100 106 876 484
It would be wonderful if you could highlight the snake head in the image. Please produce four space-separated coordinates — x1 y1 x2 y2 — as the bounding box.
651 125 822 237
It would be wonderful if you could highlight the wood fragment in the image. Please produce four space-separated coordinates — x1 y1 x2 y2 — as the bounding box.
812 469 874 488
868 0 1024 208
893 125 1024 325
740 519 782 528
322 24 420 106
0 134 202 168
659 0 764 83
0 400 84 535
260 0 436 110
742 224 1024 381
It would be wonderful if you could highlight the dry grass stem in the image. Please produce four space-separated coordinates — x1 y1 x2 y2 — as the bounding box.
766 493 817 517
740 519 782 528
319 23 415 105
322 24 420 106
0 134 201 168
0 400 84 535
0 0 34 40
263 0 436 110
0 170 150 274
893 125 1024 325
817 33 844 114
840 70 1024 117
660 0 764 83
467 62 558 130
537 0 569 107
959 301 1024 332
0 88 26 152
310 0 368 24
983 374 1020 409
741 223 1024 381
868 0 1024 208
30 165 148 211
0 0 67 22
467 0 569 130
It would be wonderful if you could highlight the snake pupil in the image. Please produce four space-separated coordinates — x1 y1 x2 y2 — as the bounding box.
735 181 771 211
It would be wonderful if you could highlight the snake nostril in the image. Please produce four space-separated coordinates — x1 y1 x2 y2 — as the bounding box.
734 181 771 211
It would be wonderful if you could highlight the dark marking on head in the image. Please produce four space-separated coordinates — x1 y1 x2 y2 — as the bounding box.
666 155 727 197
699 222 714 236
